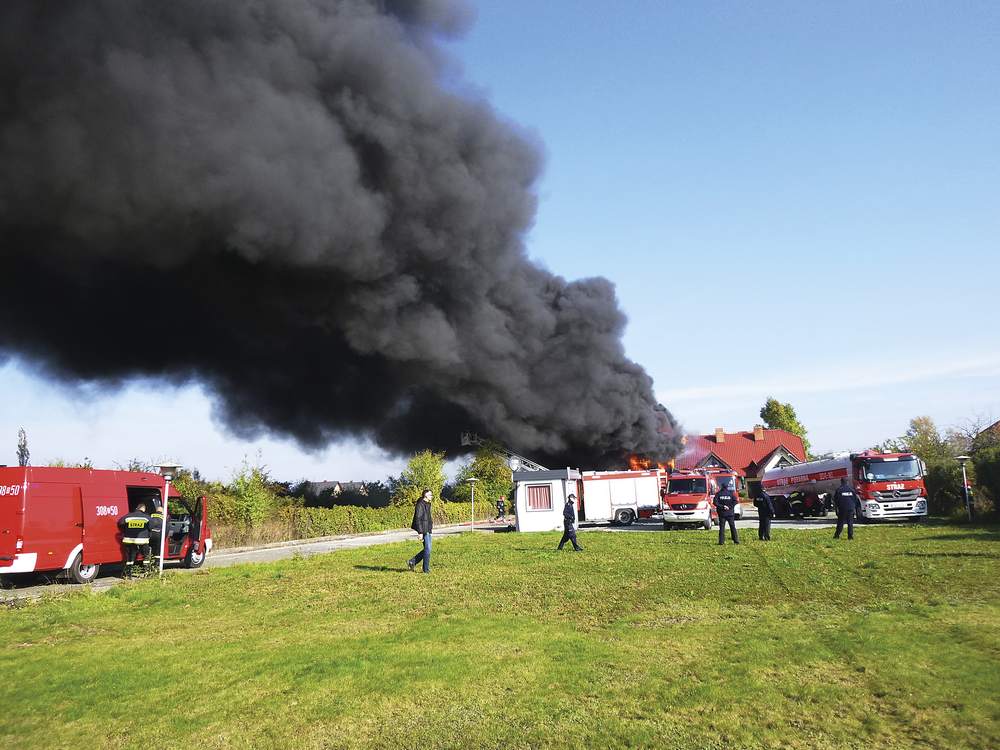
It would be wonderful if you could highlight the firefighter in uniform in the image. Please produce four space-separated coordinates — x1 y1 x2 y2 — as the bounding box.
714 480 740 545
832 478 862 540
754 489 775 541
118 503 152 576
495 495 506 522
557 494 583 551
148 503 165 568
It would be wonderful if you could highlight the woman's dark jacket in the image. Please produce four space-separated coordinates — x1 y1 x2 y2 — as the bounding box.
411 499 433 534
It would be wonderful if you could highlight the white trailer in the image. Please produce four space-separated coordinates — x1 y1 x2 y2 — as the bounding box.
580 469 663 526
512 468 582 532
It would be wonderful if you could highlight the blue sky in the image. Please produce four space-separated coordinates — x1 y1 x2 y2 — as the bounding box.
2 1 998 479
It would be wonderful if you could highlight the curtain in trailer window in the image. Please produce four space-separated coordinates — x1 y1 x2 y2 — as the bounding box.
526 484 552 510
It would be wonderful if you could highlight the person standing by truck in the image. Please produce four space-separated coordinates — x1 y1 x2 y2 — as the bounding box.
557 494 583 551
148 503 165 568
407 489 434 573
832 478 861 540
118 503 152 576
714 481 740 545
755 490 775 541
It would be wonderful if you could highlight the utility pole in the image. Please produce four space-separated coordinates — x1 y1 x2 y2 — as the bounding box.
467 477 478 529
956 455 972 522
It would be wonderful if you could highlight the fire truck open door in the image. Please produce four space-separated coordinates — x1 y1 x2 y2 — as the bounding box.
81 487 123 564
191 495 205 550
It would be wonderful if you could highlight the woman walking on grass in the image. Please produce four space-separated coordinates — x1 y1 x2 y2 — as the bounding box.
407 489 434 573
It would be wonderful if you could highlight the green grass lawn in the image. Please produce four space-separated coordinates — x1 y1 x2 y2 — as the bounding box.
2 524 999 749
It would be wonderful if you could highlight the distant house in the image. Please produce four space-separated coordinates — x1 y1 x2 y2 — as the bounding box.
973 419 1000 451
674 426 807 497
299 480 369 501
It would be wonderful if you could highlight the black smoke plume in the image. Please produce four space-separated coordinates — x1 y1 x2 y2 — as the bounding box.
0 0 681 468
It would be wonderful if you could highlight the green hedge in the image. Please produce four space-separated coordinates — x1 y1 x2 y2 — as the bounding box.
273 501 495 539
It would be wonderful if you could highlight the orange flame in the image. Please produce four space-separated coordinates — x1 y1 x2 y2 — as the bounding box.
628 454 652 470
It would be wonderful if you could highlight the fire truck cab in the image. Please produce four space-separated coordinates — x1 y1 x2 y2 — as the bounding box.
0 466 213 583
660 469 743 529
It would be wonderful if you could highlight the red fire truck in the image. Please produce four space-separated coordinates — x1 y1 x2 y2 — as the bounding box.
761 451 928 521
580 469 663 525
660 469 744 530
0 466 213 583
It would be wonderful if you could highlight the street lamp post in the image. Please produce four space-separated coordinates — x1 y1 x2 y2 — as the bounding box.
955 455 972 522
156 463 182 576
467 477 478 530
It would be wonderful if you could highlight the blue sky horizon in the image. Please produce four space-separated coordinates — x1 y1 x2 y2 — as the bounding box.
2 1 998 480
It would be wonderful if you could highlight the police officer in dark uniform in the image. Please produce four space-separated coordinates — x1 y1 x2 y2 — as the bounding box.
714 480 740 545
118 503 152 576
557 494 583 551
754 489 775 541
148 503 165 567
832 478 862 540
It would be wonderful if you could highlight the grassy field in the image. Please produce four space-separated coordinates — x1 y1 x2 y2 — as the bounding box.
2 524 998 749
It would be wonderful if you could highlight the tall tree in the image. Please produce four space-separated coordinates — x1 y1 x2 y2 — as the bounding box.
874 416 982 515
899 416 949 462
391 450 447 506
452 446 514 507
759 398 811 457
16 427 29 467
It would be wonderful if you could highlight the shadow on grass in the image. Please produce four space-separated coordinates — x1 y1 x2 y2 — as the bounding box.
899 551 1000 559
914 532 1000 542
352 565 412 574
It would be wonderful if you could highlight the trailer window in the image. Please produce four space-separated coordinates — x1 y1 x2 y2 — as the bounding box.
525 484 552 511
668 478 707 494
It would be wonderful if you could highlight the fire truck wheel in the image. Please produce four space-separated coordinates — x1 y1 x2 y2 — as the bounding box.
615 509 635 526
184 545 206 569
68 553 100 584
662 522 672 530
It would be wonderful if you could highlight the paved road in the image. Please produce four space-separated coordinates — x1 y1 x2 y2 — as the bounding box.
1 523 481 602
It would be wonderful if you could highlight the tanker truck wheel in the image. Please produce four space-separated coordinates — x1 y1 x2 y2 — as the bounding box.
184 544 206 569
68 552 100 584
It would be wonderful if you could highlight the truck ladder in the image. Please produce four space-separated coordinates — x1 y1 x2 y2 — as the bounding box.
460 432 549 472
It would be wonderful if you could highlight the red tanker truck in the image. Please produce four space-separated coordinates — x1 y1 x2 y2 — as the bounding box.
761 450 928 521
0 466 212 583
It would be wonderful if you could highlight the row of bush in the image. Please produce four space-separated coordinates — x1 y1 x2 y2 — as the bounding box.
209 501 497 549
279 502 494 539
172 461 503 549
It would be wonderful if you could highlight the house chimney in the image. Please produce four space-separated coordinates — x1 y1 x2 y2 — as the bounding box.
714 428 725 443
753 425 765 442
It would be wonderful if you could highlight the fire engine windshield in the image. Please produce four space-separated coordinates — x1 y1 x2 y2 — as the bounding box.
863 459 920 481
669 478 707 494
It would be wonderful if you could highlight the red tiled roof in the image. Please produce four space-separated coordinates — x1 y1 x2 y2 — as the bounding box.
674 429 806 473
